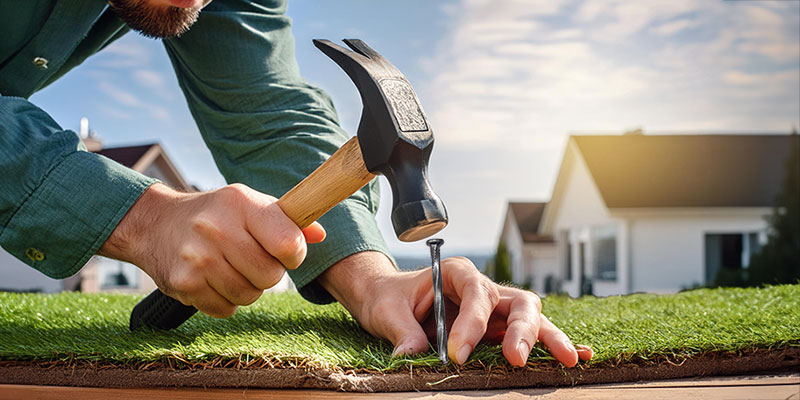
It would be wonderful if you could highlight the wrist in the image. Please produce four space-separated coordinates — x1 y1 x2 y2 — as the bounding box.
318 251 398 318
98 182 179 265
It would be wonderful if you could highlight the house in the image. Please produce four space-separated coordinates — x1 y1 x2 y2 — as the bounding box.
499 133 791 297
497 202 557 294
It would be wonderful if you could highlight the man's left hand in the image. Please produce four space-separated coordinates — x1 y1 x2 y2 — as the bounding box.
318 251 593 367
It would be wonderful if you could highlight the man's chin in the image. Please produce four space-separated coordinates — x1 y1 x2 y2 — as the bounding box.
110 0 201 39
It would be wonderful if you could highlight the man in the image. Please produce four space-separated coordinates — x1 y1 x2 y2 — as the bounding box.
0 0 592 367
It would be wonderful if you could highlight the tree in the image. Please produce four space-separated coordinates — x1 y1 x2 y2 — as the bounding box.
746 132 800 285
490 242 513 283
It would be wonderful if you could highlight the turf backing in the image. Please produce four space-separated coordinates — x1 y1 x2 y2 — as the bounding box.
0 284 798 373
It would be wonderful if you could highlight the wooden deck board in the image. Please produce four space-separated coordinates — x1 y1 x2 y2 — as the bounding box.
1 373 797 399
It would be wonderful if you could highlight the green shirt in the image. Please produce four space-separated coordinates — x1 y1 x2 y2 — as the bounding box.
0 0 390 303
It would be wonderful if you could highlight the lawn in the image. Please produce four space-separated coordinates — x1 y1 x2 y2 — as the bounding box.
0 284 798 372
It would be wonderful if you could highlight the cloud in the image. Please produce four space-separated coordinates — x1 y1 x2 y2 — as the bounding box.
422 0 799 154
412 0 799 251
95 104 134 120
98 81 143 107
98 80 170 121
650 19 695 36
97 38 153 69
133 69 175 100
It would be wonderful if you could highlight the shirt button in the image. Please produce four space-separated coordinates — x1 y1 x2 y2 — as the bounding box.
25 248 45 262
32 57 49 70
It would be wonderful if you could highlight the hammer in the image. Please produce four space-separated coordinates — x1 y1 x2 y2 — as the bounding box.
129 39 448 331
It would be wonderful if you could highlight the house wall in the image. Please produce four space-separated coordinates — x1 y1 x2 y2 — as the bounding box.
0 249 62 292
525 243 558 295
546 145 630 297
623 209 770 293
499 210 525 285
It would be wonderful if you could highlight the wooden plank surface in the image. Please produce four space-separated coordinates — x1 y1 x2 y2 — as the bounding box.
1 374 797 400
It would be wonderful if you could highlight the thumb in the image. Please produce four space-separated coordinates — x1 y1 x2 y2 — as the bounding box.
384 307 430 358
301 221 326 244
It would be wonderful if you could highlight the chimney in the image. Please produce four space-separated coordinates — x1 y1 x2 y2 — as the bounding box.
79 117 103 152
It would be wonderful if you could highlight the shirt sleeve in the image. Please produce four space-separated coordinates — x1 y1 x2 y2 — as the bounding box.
0 95 157 279
162 0 392 303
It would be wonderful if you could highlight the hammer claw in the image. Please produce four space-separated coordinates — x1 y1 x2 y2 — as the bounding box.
342 39 384 61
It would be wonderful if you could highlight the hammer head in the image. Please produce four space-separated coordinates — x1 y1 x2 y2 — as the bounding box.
314 39 448 242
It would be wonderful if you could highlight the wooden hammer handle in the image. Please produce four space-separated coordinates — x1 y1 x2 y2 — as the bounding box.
277 136 376 229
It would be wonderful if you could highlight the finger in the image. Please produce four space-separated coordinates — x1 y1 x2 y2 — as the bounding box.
302 222 326 244
442 258 500 365
206 258 263 306
498 291 542 367
190 282 238 318
538 314 579 367
247 202 307 270
576 344 594 361
222 231 287 291
368 301 429 358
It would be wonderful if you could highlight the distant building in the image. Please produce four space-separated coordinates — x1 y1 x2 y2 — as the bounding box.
498 202 556 294
499 134 791 297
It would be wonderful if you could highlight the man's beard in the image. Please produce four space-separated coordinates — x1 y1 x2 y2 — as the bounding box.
109 0 200 39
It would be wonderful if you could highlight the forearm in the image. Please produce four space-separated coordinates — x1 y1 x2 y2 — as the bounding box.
0 96 156 278
163 0 392 301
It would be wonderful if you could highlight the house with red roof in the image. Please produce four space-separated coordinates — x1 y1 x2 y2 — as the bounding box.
499 133 791 297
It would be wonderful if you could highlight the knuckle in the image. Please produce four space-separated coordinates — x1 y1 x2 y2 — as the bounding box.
182 250 215 270
261 267 286 289
190 215 223 239
240 289 263 306
206 304 237 319
480 279 501 307
527 292 543 312
222 183 251 199
271 233 305 269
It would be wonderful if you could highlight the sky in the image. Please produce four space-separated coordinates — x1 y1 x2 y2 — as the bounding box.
30 0 800 257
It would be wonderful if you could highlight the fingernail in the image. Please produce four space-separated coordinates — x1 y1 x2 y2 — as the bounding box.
576 344 591 351
563 339 577 352
455 344 471 364
392 343 406 358
517 340 530 361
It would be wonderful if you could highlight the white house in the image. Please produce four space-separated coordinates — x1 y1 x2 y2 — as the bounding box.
498 202 558 294
500 133 791 297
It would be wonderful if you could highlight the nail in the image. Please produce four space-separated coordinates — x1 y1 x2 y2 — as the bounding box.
563 339 577 353
455 344 471 364
517 340 530 362
392 343 406 358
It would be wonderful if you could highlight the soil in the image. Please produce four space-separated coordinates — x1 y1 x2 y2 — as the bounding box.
1 348 798 392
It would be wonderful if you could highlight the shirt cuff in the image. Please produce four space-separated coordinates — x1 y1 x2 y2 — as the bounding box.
286 181 395 304
0 150 156 279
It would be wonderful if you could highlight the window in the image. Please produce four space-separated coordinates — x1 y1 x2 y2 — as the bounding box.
592 225 617 281
705 233 762 284
99 259 140 290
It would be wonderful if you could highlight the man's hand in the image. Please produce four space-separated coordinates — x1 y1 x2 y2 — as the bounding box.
320 252 593 367
99 183 326 318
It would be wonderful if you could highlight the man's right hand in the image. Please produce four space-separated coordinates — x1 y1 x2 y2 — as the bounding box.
99 183 325 318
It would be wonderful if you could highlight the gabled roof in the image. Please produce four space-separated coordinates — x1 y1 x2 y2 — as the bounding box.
95 144 156 169
509 202 553 243
92 143 195 192
573 134 792 208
